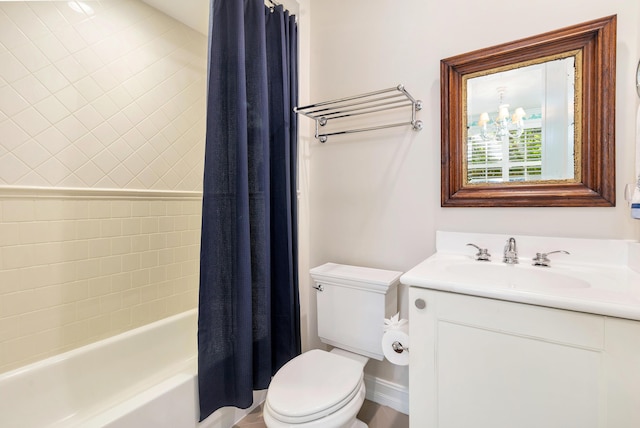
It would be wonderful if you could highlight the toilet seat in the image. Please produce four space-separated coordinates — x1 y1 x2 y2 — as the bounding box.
266 349 364 424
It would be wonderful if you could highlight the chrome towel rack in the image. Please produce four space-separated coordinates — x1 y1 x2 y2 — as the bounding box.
294 84 423 143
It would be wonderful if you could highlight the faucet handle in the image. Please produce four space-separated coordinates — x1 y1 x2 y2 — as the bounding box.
532 250 570 267
466 243 491 261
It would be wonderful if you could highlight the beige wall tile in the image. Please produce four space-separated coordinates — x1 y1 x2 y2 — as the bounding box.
76 219 101 239
89 238 111 258
60 279 88 303
158 216 174 232
20 265 54 289
122 289 141 308
49 220 78 242
140 250 158 268
76 297 100 321
131 269 150 288
88 201 111 219
110 272 132 292
87 276 112 298
0 316 20 343
121 218 140 235
2 245 34 269
0 223 20 246
131 201 149 217
31 284 67 311
48 262 80 286
2 200 35 222
111 201 131 218
148 233 166 250
111 308 132 330
131 235 149 252
149 266 166 284
34 200 66 221
140 217 158 234
18 222 52 244
99 255 122 276
0 269 21 294
166 231 181 247
100 219 122 237
148 201 166 216
88 314 111 338
0 197 199 370
18 305 75 336
99 293 122 314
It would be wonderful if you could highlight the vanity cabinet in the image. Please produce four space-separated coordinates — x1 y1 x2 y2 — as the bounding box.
409 287 640 428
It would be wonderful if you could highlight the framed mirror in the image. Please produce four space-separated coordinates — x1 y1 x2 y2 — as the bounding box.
441 15 616 207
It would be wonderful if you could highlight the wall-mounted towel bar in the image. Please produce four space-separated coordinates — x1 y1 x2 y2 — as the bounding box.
294 84 423 142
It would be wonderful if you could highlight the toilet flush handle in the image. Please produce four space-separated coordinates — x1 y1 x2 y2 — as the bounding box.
312 284 324 292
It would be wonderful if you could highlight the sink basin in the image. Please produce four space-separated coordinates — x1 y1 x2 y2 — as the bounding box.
444 262 591 291
400 231 640 321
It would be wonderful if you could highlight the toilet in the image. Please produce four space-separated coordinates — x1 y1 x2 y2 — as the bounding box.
263 262 402 428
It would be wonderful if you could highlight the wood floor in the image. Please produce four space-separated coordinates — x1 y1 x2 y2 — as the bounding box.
232 399 409 428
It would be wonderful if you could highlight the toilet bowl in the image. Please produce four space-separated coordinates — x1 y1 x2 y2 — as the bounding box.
263 263 402 428
262 349 368 428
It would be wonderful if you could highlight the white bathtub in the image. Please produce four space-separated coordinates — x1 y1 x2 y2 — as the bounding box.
0 309 265 428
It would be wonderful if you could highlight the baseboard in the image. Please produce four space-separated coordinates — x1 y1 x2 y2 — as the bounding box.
363 374 409 415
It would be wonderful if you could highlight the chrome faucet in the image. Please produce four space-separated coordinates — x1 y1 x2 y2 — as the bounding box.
503 237 518 264
466 243 491 261
532 250 570 267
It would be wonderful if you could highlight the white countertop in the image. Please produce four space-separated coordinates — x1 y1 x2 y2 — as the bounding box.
401 231 640 321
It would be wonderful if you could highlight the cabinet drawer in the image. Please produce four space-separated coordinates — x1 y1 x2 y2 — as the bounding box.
419 289 605 350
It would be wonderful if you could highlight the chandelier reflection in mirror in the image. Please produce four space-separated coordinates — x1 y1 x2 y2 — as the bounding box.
477 88 526 140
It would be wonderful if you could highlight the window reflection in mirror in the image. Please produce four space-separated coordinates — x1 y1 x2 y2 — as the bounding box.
464 55 579 185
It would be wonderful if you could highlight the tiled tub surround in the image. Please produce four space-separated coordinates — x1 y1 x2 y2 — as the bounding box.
0 195 202 374
0 0 206 190
0 0 207 374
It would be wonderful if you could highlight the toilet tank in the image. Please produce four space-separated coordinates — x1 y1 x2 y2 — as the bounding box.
310 263 402 361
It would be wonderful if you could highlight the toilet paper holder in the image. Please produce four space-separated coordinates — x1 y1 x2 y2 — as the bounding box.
391 341 409 354
384 313 409 355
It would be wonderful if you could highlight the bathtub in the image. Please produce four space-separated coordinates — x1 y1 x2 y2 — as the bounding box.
0 309 265 428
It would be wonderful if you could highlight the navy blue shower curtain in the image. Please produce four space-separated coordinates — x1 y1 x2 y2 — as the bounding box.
197 0 299 421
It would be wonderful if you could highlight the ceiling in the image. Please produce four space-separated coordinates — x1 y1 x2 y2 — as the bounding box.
467 63 545 117
466 56 577 122
141 0 209 34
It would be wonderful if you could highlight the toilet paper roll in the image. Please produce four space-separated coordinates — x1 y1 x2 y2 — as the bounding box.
382 323 409 366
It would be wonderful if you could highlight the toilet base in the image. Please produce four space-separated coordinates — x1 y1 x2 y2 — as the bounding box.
350 418 367 428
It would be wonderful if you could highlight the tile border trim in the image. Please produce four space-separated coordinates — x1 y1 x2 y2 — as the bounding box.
0 186 203 200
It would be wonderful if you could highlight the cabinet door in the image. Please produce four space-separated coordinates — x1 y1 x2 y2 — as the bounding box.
604 317 640 427
410 287 607 428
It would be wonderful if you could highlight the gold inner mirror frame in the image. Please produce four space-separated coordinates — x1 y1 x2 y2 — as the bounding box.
462 51 583 186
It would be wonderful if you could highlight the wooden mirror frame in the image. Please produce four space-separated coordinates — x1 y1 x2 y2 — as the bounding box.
441 15 616 207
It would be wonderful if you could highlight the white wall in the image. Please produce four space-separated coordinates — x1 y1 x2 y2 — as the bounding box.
300 0 640 392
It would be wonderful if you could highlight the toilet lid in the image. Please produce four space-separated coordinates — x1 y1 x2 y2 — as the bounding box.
266 349 364 423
